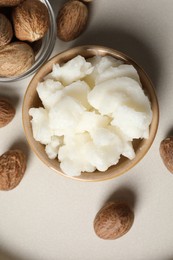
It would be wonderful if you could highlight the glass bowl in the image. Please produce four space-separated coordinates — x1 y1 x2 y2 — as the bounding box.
0 0 56 83
22 45 159 182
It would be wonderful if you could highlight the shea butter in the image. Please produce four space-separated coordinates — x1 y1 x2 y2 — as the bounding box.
29 55 152 176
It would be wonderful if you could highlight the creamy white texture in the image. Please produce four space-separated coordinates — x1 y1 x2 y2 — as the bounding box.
29 55 152 176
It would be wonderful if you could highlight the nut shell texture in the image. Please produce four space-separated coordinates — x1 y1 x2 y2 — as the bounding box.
57 0 88 41
0 150 26 190
0 0 24 6
0 13 13 47
0 42 35 77
160 136 173 173
94 202 134 239
0 99 15 127
12 0 50 42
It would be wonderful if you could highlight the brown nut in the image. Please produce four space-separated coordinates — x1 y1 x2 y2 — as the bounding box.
0 99 15 127
0 150 26 191
160 136 173 173
0 13 13 47
57 0 88 42
93 201 134 240
12 0 50 42
0 0 24 7
0 41 35 77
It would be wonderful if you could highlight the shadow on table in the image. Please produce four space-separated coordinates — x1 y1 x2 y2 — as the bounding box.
9 137 31 165
166 127 173 138
0 86 20 110
49 0 65 16
0 247 24 260
73 25 162 89
103 186 137 211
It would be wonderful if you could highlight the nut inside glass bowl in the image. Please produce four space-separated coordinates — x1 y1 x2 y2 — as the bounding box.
0 0 56 83
22 45 159 182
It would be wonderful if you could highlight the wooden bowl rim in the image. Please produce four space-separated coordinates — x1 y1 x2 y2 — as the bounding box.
22 45 159 182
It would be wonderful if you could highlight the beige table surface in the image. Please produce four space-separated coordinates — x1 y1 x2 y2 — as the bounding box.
0 0 173 259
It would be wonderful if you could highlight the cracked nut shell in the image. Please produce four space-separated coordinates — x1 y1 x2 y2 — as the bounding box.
0 150 26 190
93 201 134 240
0 99 15 127
12 0 50 42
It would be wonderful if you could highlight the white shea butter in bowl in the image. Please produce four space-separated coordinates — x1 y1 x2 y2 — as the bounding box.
23 46 159 182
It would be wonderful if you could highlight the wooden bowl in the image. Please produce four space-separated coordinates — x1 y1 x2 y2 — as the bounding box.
22 45 159 182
